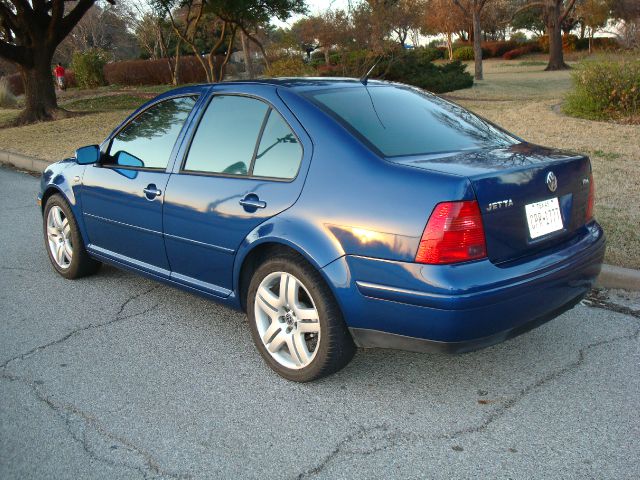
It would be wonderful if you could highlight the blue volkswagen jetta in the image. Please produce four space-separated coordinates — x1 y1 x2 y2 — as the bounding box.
39 79 605 381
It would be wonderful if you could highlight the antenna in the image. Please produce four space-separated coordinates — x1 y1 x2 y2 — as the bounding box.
360 56 382 85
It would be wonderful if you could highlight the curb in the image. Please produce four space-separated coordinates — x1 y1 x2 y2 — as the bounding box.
0 150 51 173
1 150 639 291
596 264 640 291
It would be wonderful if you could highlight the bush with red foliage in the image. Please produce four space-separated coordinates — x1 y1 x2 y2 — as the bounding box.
104 56 217 86
4 70 77 95
503 45 534 60
483 40 518 58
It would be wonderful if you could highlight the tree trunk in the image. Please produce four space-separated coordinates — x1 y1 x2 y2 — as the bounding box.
472 8 483 81
240 32 255 79
324 47 330 65
447 32 453 60
18 50 59 124
545 2 569 70
173 39 182 85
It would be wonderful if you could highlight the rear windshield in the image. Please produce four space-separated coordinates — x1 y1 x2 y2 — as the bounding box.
303 85 518 157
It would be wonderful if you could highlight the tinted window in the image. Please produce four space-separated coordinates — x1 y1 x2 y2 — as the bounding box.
108 96 196 169
184 95 269 175
252 110 302 179
304 86 518 157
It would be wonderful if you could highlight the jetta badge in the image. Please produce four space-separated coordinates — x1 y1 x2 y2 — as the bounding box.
486 199 514 212
546 171 558 192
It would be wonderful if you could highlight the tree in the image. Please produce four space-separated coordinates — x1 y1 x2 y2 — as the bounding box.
576 0 612 52
0 0 115 124
57 2 138 63
388 0 424 48
511 5 546 36
514 0 578 70
423 0 467 59
452 0 494 80
206 0 306 70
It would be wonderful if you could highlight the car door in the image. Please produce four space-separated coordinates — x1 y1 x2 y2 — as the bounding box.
81 95 198 276
162 87 311 296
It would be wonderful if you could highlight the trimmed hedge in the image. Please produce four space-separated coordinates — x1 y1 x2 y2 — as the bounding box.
4 70 77 96
104 56 210 86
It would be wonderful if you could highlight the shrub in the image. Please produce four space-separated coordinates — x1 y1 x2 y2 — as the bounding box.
104 56 209 86
537 34 583 53
503 44 538 60
0 76 17 107
386 53 473 93
510 32 528 43
266 56 314 77
71 49 108 89
452 46 474 61
564 59 640 121
4 70 77 96
328 52 342 65
417 47 445 61
483 40 517 58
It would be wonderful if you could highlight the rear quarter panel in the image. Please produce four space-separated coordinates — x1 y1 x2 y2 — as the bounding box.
272 88 476 264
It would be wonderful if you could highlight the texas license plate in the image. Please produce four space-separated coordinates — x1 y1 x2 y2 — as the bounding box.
525 198 563 239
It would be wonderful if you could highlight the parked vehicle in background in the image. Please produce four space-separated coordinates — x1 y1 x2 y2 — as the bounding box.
39 79 605 381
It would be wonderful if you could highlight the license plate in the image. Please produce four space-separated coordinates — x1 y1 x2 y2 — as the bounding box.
525 198 563 239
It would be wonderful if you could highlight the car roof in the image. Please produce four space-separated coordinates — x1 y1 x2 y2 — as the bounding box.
168 78 389 93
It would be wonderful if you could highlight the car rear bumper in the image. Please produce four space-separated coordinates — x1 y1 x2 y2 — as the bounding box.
323 222 605 352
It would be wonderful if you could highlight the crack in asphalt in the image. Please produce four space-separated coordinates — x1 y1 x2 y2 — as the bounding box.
295 300 640 479
1 370 191 479
0 284 162 370
0 265 40 273
0 284 190 479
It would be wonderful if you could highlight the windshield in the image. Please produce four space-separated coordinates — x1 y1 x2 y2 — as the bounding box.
303 85 519 157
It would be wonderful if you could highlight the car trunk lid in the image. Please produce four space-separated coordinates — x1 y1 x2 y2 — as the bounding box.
391 143 593 264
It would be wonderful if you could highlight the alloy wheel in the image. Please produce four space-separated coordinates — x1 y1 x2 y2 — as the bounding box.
254 271 321 369
46 205 73 269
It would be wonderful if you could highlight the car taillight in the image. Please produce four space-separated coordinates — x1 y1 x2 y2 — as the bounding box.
586 173 595 222
415 200 487 265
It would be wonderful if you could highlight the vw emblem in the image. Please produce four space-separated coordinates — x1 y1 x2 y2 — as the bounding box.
546 171 558 192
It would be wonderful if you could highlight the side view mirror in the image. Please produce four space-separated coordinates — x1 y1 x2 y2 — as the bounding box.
75 145 100 165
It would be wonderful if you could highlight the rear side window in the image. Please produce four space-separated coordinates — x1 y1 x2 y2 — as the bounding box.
252 110 302 179
304 86 518 157
108 96 196 169
183 95 302 180
184 96 268 176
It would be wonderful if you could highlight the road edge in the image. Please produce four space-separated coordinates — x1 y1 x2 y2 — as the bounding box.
2 150 639 291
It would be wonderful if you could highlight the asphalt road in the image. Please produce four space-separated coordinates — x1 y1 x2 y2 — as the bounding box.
1 165 639 479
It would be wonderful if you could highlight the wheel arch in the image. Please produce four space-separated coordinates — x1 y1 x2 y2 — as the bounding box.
234 232 345 313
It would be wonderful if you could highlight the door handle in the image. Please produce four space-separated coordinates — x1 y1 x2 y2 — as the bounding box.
143 185 162 199
239 194 266 210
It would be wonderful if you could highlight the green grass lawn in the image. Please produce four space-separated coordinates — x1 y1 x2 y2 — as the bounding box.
63 94 149 112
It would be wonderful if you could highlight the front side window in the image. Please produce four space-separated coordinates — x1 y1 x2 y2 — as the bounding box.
107 96 197 169
183 95 302 180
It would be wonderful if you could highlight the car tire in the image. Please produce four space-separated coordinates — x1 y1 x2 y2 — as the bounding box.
247 253 356 382
43 194 101 279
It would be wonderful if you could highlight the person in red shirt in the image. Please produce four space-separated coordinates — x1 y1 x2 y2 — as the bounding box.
53 63 66 90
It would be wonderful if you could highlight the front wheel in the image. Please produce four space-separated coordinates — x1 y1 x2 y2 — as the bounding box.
43 194 100 279
247 254 355 382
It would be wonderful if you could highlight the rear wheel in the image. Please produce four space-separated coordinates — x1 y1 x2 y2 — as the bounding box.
43 194 101 279
247 253 355 382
